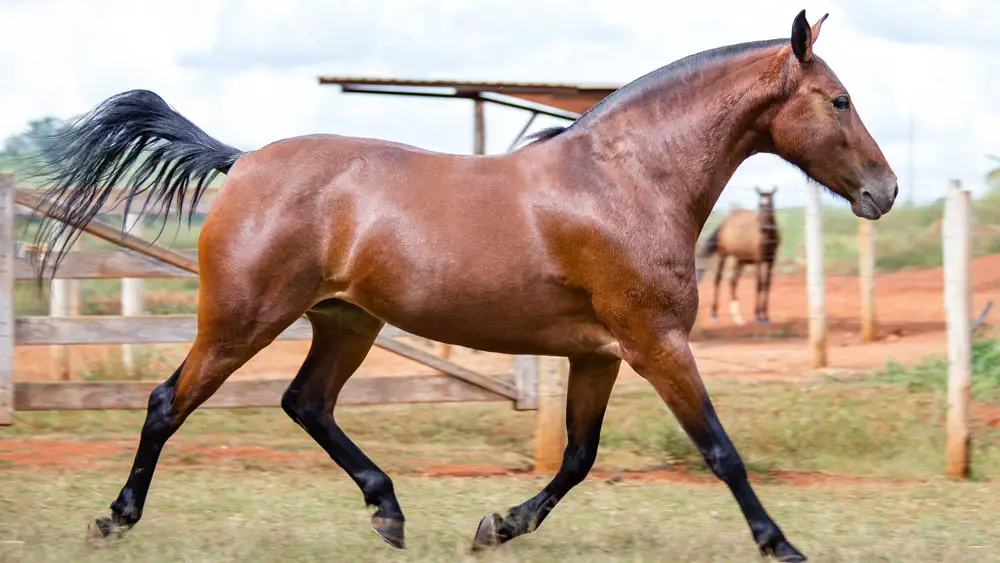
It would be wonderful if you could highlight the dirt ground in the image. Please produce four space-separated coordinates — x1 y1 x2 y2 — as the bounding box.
14 253 999 385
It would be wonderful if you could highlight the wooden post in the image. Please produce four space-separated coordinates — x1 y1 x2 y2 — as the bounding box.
513 355 538 410
48 234 81 381
805 181 827 368
943 179 972 478
533 355 567 473
473 98 485 156
858 218 876 342
49 272 71 380
121 212 143 377
0 174 14 425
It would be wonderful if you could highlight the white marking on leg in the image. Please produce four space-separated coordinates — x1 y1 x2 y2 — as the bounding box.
730 300 745 326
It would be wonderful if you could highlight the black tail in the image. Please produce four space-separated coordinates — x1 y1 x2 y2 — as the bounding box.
27 89 245 281
697 226 720 259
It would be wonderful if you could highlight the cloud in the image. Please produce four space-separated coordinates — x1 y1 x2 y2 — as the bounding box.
843 0 1000 51
181 0 627 75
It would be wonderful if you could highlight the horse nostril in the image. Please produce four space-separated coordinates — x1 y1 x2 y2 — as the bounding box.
893 184 899 200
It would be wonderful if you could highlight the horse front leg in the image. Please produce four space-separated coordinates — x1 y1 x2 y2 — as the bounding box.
762 259 775 323
624 327 805 562
755 261 767 324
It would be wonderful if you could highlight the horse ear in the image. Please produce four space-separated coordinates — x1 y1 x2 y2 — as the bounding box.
755 186 762 195
811 13 829 46
772 185 779 194
791 10 813 63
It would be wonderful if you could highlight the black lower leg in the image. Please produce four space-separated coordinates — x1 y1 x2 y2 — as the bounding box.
762 261 774 322
473 357 618 550
492 416 602 545
755 263 765 322
281 305 403 546
693 402 805 562
284 392 402 522
92 363 184 537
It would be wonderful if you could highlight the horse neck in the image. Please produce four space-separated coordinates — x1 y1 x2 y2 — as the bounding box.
580 48 788 231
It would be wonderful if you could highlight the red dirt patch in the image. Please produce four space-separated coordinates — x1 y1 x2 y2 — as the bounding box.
973 403 1000 428
416 463 526 477
0 440 942 487
0 439 127 468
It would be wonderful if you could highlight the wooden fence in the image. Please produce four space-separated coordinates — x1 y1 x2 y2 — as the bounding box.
0 173 568 470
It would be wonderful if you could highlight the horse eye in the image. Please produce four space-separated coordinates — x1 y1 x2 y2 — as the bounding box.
833 95 850 110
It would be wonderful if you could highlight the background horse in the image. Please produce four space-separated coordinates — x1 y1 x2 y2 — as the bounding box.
27 10 896 563
698 187 781 325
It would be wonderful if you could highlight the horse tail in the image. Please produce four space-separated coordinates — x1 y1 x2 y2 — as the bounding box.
697 226 721 259
27 89 246 281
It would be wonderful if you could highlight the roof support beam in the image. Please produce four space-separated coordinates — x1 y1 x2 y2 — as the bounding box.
508 111 539 152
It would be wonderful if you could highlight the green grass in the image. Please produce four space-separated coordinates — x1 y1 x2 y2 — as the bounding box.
2 469 999 563
876 335 1000 400
3 376 1000 561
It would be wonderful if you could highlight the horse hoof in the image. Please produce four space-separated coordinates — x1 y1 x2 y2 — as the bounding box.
371 516 405 549
470 512 504 552
709 315 719 323
86 517 127 547
760 537 807 562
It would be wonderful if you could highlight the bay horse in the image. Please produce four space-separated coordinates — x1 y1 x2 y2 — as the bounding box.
28 10 896 562
698 186 781 325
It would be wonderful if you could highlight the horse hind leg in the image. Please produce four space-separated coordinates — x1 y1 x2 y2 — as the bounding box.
279 300 406 548
755 261 767 324
88 283 313 541
471 356 619 551
710 254 727 322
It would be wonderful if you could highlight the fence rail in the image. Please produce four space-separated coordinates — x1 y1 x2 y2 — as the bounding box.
14 375 507 411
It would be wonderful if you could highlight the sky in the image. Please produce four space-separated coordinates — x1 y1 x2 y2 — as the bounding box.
1 0 997 211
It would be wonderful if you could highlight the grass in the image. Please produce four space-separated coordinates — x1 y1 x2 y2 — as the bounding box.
877 334 1000 400
2 375 1000 561
2 469 999 563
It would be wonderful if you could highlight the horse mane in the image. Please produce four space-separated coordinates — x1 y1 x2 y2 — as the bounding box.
517 126 569 147
524 37 789 144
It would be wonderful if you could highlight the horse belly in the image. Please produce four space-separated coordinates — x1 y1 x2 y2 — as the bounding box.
344 264 614 357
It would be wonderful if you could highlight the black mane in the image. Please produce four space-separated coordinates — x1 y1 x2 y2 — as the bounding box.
521 37 788 146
